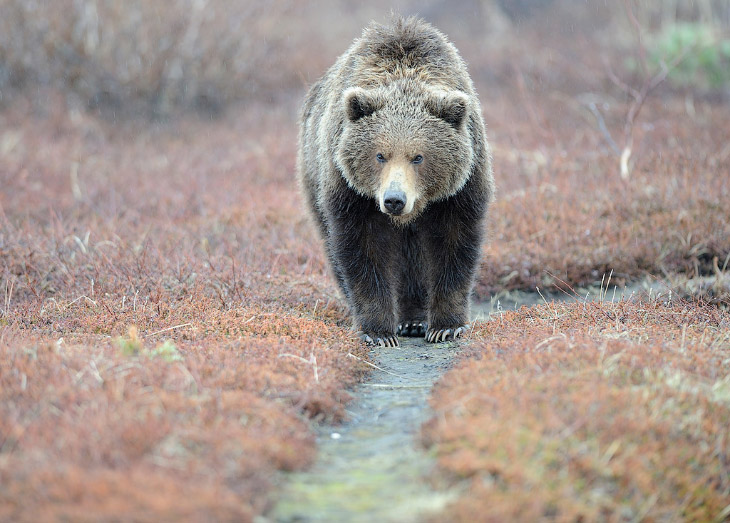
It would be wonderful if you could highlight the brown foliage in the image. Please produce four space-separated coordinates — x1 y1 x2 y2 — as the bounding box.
0 101 366 519
478 89 730 298
423 296 730 521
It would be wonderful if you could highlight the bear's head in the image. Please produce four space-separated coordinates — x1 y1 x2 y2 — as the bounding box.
336 81 475 225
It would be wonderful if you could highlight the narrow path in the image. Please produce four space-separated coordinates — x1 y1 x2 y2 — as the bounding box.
270 338 462 522
268 282 658 521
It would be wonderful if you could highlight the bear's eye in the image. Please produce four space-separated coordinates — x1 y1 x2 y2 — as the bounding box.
376 153 386 163
412 155 424 165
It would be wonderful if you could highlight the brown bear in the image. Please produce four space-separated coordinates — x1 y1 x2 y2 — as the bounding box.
298 17 494 347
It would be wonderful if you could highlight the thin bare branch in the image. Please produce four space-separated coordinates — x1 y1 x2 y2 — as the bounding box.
585 101 620 155
622 0 648 77
147 323 193 337
347 352 406 378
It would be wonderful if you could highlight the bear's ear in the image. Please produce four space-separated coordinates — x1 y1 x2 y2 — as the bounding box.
344 87 382 122
426 91 469 129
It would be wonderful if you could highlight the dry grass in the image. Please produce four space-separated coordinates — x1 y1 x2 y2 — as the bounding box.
423 295 730 521
475 38 730 297
671 265 730 310
0 100 368 519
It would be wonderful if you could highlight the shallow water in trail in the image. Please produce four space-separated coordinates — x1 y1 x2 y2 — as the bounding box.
267 281 662 522
269 338 463 522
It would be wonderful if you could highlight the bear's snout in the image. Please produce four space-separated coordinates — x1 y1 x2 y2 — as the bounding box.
383 190 406 215
378 161 417 218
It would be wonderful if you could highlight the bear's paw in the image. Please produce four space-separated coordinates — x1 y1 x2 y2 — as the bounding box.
358 331 400 347
425 325 468 343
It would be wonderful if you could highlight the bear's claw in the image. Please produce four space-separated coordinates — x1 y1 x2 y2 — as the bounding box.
359 332 400 347
425 325 468 343
397 322 428 337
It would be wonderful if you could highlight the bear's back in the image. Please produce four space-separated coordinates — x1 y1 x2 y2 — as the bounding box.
343 17 472 93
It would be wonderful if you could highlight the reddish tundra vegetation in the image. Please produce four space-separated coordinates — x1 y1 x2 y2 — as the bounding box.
425 299 730 521
0 100 369 520
1 0 730 521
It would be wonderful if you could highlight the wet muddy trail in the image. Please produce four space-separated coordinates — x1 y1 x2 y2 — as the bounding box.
267 283 657 522
267 295 540 522
270 338 463 522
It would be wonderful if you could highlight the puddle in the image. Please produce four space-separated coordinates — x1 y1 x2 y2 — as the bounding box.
267 279 666 522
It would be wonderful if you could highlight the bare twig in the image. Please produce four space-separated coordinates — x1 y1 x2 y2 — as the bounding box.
619 48 691 179
604 57 640 99
536 286 560 321
622 0 648 77
585 101 620 155
279 352 319 383
544 270 585 302
599 269 614 303
2 278 14 316
346 352 405 378
147 323 193 337
67 295 98 307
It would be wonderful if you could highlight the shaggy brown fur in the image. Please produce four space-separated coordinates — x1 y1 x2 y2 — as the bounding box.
298 17 494 346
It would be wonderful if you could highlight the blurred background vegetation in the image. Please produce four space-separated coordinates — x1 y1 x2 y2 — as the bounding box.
0 0 728 117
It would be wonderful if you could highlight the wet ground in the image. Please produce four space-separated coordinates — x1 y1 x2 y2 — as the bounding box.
267 281 665 522
269 338 463 522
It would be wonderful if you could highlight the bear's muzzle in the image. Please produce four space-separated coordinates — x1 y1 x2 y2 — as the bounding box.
378 162 417 217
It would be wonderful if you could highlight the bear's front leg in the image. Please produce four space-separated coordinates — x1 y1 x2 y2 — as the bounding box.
397 225 429 337
422 192 487 343
327 189 400 347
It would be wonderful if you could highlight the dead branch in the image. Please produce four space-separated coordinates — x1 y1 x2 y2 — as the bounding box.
610 1 694 179
585 100 620 155
622 0 649 77
618 48 692 179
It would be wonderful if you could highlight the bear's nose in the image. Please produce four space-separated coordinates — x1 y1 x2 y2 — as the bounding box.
383 190 406 215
